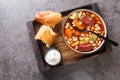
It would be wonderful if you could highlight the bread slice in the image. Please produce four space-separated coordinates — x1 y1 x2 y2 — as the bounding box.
35 25 57 47
34 11 62 29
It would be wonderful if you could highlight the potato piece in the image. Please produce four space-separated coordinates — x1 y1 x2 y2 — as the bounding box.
90 33 98 43
71 41 79 47
80 37 89 44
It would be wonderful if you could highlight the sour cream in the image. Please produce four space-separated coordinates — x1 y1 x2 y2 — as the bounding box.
45 47 61 66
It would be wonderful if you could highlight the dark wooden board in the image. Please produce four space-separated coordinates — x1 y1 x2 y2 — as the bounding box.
26 2 112 73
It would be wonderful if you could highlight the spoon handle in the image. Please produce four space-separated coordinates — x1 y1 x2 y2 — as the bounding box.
102 36 118 46
73 27 118 46
90 31 118 46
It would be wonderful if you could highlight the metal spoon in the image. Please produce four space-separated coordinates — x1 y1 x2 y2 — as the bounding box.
73 27 119 46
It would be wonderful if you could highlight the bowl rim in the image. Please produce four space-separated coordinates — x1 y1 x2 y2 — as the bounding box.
62 9 107 54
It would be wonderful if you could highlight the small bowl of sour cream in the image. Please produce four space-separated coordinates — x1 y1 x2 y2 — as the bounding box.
44 47 62 66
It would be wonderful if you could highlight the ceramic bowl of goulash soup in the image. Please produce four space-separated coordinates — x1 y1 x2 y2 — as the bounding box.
62 9 107 54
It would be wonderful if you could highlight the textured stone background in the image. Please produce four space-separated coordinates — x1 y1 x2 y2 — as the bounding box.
0 0 120 80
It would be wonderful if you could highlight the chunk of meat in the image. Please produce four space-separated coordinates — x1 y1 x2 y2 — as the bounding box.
82 15 96 26
78 43 93 52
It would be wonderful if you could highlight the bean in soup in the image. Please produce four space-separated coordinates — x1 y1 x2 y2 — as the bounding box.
64 10 105 52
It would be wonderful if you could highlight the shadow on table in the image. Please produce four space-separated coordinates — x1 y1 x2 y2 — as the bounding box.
42 59 92 80
42 51 113 80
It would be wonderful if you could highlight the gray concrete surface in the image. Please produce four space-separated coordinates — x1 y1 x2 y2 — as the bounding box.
0 0 120 80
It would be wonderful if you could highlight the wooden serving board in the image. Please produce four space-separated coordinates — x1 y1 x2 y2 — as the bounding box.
26 2 112 73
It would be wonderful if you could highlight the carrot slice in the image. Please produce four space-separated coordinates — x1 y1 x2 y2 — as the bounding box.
75 19 86 30
64 28 72 38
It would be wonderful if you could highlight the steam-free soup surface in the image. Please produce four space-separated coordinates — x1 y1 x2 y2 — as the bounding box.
64 10 105 52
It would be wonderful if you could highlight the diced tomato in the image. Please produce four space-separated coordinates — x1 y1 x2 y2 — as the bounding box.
100 23 104 31
94 16 104 31
94 16 100 22
72 29 81 36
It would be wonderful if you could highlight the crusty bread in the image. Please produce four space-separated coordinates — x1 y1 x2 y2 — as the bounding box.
34 11 62 29
35 25 57 47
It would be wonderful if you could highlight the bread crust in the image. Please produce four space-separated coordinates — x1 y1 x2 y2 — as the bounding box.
35 25 57 47
34 11 62 29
